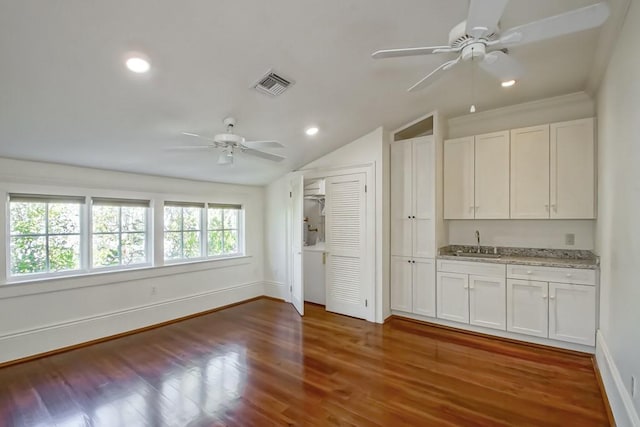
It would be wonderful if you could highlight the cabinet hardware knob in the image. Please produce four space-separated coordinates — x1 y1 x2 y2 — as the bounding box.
413 215 416 219
412 260 416 264
545 204 550 211
542 295 548 299
408 215 411 219
407 260 411 263
550 295 556 300
463 285 469 289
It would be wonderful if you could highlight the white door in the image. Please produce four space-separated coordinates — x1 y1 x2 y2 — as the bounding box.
550 118 595 219
325 173 368 319
507 279 548 337
413 136 436 258
510 125 550 219
437 272 469 324
474 131 510 219
413 258 436 317
548 282 596 346
288 173 304 316
444 137 475 219
390 256 413 312
469 275 506 330
390 141 413 256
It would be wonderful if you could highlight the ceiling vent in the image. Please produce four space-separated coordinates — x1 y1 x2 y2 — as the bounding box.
253 70 293 97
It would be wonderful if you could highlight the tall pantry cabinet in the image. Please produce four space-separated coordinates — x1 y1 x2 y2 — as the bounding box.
390 134 438 316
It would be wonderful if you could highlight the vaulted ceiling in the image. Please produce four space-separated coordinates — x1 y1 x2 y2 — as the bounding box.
0 0 617 185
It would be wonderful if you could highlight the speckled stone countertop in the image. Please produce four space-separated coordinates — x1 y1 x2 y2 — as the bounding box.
438 245 599 270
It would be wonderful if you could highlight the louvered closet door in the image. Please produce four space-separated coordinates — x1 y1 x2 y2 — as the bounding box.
325 173 368 320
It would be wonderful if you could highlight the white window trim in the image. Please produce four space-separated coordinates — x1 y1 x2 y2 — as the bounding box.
205 204 245 259
162 204 206 263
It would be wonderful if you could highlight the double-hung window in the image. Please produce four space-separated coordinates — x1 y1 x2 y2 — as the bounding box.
163 202 205 261
207 204 242 257
91 198 150 269
8 193 85 277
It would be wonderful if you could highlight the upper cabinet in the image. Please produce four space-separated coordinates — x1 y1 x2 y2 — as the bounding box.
510 125 551 219
444 131 510 219
550 118 595 219
445 118 596 220
390 136 435 258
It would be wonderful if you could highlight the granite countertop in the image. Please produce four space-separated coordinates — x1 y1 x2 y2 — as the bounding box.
437 245 599 270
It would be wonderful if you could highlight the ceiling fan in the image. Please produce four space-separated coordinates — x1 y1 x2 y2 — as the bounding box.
168 117 286 165
372 0 610 92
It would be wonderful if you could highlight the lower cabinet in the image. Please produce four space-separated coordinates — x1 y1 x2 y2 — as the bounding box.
507 279 596 346
436 272 469 323
469 275 506 330
391 256 436 316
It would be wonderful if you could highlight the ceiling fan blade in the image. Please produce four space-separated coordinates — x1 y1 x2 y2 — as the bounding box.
466 0 509 39
181 131 219 144
243 140 284 149
372 46 457 59
242 148 286 162
165 145 213 151
479 51 524 81
499 2 610 47
407 56 461 92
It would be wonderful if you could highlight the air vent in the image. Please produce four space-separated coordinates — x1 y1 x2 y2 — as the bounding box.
253 70 293 97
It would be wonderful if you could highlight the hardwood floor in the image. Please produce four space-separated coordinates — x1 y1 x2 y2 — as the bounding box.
0 299 609 426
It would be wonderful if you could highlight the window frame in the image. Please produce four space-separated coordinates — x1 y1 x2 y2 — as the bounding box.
6 193 87 281
162 202 207 264
206 203 244 259
89 198 152 272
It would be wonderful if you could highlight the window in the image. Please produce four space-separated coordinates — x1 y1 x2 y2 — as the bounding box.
207 204 242 257
91 198 150 268
164 202 204 261
8 194 84 277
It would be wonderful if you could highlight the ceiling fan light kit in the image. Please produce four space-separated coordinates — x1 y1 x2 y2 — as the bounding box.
372 0 610 92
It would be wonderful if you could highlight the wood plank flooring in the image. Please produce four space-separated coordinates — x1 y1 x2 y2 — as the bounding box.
0 299 609 426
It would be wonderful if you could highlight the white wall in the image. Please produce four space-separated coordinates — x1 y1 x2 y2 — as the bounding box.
594 0 640 424
445 93 597 250
0 158 265 364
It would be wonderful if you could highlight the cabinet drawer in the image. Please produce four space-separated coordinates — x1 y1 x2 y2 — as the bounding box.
507 264 596 286
437 260 506 277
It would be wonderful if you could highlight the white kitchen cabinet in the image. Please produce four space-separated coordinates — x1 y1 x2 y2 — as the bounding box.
390 256 413 312
507 279 549 338
444 136 475 219
437 272 469 324
390 141 413 257
549 282 596 345
391 136 435 258
474 131 510 219
550 118 595 219
413 258 436 317
510 125 550 219
469 275 506 330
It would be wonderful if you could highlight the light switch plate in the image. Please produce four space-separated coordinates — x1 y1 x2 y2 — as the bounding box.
565 233 575 246
632 376 637 398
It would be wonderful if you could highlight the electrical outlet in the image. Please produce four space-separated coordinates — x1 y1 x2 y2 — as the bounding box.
151 286 157 296
565 233 575 246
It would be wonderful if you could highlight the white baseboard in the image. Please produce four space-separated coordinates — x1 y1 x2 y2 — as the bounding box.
595 330 640 427
0 281 264 364
263 280 287 301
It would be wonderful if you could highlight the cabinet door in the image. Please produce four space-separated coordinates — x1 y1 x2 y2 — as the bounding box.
469 275 506 330
550 118 595 219
437 272 469 323
444 137 475 219
475 131 510 219
549 282 596 346
510 125 550 218
390 141 413 256
413 258 436 317
390 256 413 312
413 137 436 258
507 279 548 337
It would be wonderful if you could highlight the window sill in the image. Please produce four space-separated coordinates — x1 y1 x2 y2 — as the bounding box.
0 255 253 300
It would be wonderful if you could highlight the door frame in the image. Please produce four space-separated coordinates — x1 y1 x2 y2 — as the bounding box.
291 163 376 322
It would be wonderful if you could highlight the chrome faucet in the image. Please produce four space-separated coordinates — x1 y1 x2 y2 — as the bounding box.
475 230 481 253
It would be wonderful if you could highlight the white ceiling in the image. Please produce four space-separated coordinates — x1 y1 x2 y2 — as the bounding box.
0 0 612 185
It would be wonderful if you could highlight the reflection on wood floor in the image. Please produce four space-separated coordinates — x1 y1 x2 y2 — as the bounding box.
0 298 609 426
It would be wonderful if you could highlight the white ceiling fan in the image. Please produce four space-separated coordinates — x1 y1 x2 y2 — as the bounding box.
372 0 610 92
168 117 286 165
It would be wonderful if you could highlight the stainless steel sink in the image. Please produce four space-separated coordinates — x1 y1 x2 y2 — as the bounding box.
452 252 501 259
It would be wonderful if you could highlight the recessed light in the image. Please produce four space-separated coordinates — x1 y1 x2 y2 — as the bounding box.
305 127 319 136
126 57 150 73
501 79 516 88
